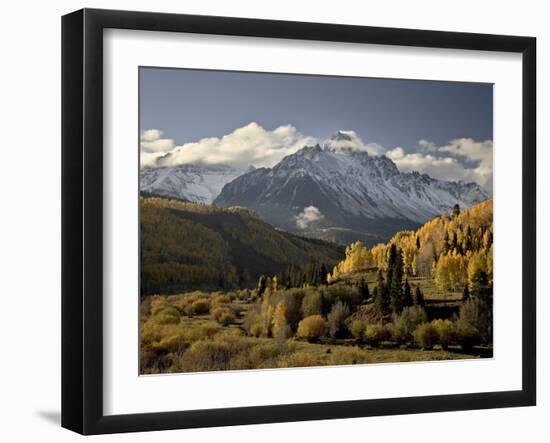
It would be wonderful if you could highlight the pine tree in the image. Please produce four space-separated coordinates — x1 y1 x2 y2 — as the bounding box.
413 285 425 307
443 231 450 254
258 275 267 296
452 231 458 252
386 243 398 294
403 279 413 307
452 203 461 218
463 284 470 301
470 269 492 343
374 270 389 317
416 235 421 250
319 263 328 285
287 265 295 288
284 266 292 289
390 249 404 314
464 225 473 252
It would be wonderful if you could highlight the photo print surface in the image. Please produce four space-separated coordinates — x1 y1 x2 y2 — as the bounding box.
139 67 493 374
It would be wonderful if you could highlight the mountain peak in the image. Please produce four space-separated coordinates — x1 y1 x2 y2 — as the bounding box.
330 130 354 142
323 130 370 157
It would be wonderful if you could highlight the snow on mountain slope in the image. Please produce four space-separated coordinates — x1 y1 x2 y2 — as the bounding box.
140 164 243 204
214 134 489 245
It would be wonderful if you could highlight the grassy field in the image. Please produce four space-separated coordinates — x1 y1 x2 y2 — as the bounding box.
140 284 487 374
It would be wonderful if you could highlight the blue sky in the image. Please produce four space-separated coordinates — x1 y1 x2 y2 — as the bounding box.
139 67 493 192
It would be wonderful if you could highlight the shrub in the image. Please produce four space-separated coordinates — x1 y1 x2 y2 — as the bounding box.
350 319 367 340
176 334 253 372
413 322 439 349
329 347 368 365
390 306 428 344
153 305 181 325
432 319 456 350
408 305 428 327
364 324 390 347
327 300 350 338
191 299 211 315
243 308 261 335
388 319 408 345
301 288 324 317
278 351 319 368
182 322 221 342
455 323 481 351
219 311 236 326
150 296 169 316
249 323 263 337
183 304 195 318
212 306 236 326
141 319 163 345
297 315 327 342
235 289 249 301
211 294 232 309
248 341 284 367
140 296 153 317
154 330 188 353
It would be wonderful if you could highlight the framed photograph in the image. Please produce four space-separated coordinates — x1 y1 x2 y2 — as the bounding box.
62 8 536 435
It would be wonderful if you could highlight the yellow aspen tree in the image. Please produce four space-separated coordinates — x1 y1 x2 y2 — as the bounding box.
272 301 290 341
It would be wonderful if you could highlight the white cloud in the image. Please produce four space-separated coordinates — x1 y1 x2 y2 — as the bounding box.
146 122 316 169
295 206 324 229
140 151 166 168
140 129 175 153
141 129 163 142
438 138 493 170
385 138 493 193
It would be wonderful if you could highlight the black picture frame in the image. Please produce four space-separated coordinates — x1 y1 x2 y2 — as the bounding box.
62 8 536 435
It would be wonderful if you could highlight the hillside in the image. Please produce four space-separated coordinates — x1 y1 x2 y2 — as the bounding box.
140 196 344 295
330 199 493 287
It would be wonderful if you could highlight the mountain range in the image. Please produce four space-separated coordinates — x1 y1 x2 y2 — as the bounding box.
140 164 242 204
140 131 489 245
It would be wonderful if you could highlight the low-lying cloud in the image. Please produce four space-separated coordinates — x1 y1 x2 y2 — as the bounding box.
295 206 324 229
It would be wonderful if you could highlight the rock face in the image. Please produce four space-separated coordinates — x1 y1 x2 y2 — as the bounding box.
140 164 242 204
214 137 488 245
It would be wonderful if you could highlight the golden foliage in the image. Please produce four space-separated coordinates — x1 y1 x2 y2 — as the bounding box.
328 200 493 284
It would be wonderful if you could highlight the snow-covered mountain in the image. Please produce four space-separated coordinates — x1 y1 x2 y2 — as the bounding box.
140 164 243 204
214 133 489 245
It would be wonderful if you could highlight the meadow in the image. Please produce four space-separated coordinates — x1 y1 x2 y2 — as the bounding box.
140 273 488 374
